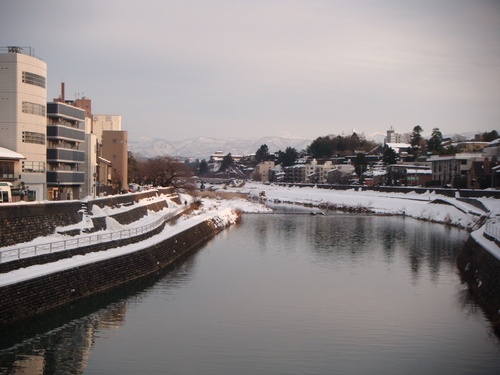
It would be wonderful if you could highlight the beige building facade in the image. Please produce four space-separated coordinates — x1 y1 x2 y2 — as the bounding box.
0 46 47 200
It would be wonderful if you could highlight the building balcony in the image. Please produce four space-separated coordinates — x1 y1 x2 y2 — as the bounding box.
47 170 85 185
47 148 85 163
47 125 85 142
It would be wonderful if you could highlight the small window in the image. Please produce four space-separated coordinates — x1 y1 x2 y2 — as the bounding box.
113 155 116 159
113 139 116 143
22 71 46 88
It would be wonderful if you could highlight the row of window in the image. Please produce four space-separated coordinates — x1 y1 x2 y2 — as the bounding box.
0 161 14 178
22 101 46 116
22 131 46 145
22 161 45 173
22 71 46 88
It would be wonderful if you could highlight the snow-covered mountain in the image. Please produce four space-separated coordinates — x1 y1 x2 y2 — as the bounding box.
128 131 476 159
128 135 313 159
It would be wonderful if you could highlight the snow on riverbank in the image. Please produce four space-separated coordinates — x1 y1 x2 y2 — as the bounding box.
218 182 500 260
2 184 500 286
221 182 500 228
0 202 240 287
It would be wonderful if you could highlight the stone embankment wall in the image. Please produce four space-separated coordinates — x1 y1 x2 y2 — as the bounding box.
457 237 500 336
0 215 229 328
0 188 176 247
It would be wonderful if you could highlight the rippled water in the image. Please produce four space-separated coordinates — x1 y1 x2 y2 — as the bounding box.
1 213 500 374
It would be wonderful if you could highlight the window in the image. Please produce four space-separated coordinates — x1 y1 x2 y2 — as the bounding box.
113 155 116 159
22 71 46 88
22 161 45 173
22 131 45 145
0 161 14 178
113 139 116 143
22 101 45 116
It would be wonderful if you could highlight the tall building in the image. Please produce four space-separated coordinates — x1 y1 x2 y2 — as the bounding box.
46 102 86 200
102 130 128 192
92 115 128 193
385 127 402 144
0 46 47 200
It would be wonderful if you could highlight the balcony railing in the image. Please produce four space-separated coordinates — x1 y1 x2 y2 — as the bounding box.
47 125 85 142
47 148 85 163
47 170 85 184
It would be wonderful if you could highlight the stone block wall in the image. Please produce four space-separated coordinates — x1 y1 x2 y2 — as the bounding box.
0 216 227 328
0 190 175 247
457 237 500 336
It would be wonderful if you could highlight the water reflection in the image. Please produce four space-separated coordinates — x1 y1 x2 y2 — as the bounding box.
0 245 204 374
1 214 498 375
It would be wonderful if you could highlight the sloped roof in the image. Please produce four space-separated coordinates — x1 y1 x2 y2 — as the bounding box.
0 147 25 160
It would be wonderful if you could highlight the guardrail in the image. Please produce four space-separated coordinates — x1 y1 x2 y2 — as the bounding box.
485 220 500 244
0 212 173 263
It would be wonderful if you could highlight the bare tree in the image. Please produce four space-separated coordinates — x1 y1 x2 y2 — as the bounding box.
142 156 196 192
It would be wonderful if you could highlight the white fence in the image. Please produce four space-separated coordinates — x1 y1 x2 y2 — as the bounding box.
485 220 500 244
0 214 172 263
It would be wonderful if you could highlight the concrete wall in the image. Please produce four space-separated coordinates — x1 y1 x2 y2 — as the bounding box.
457 237 500 336
0 216 228 328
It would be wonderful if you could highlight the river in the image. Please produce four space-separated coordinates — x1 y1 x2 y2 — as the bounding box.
1 212 500 374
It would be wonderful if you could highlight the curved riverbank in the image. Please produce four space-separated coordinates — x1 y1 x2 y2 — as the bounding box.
0 207 240 327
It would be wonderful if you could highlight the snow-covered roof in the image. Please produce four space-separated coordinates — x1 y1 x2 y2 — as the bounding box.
0 147 25 160
406 169 432 175
98 156 112 165
386 143 411 149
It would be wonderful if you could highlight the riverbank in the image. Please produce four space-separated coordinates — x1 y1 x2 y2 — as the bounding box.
0 191 269 326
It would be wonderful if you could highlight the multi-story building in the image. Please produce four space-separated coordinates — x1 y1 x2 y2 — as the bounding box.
385 127 403 144
102 130 128 192
92 115 128 194
46 102 86 200
0 46 47 200
254 161 275 182
428 154 485 187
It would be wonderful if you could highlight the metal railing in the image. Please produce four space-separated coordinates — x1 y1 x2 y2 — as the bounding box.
484 220 500 244
0 212 176 263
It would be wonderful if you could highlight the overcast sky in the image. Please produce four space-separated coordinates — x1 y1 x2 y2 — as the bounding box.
1 1 499 141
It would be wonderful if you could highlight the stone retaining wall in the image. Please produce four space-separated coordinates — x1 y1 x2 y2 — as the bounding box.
0 189 176 247
457 237 500 336
0 216 228 328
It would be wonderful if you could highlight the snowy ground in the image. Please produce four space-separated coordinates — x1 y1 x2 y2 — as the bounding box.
218 182 500 259
1 183 500 287
0 192 264 287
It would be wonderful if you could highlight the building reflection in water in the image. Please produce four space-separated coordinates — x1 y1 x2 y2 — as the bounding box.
2 302 127 374
0 244 200 374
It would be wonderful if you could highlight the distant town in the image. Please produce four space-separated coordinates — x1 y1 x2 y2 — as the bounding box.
183 127 498 190
1 46 499 203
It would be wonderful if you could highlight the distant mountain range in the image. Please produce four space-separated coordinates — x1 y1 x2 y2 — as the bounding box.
128 131 477 160
128 135 313 160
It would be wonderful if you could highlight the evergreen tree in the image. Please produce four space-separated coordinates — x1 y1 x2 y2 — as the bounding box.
481 130 499 142
409 125 423 156
427 128 443 154
278 147 298 167
219 153 234 172
255 144 269 162
199 159 208 175
382 147 398 165
354 153 368 177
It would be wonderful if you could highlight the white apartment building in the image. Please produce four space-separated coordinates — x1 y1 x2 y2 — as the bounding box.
0 46 47 200
255 161 275 182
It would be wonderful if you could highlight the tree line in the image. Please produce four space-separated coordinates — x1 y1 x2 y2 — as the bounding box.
127 128 498 187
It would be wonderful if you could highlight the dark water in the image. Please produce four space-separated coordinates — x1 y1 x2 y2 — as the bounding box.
1 213 500 374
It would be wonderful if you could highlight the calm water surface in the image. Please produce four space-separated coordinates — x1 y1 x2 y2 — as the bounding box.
1 213 500 374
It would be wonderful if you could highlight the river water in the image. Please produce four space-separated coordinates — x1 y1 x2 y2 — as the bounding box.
1 212 500 374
